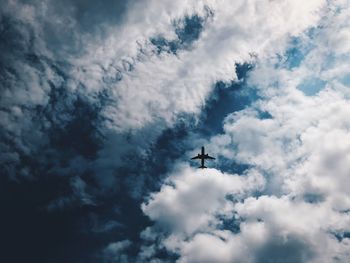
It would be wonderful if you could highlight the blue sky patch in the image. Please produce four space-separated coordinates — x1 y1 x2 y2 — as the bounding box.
297 77 326 96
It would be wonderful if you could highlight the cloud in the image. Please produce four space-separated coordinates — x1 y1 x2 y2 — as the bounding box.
142 165 264 235
103 239 132 263
0 0 327 182
77 0 327 132
140 166 265 262
140 2 350 262
1 0 348 262
47 176 96 211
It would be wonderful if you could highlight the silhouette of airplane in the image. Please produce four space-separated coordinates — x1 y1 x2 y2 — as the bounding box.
191 146 215 168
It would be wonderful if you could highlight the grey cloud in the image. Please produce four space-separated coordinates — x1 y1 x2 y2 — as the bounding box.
103 239 132 263
47 176 96 211
52 0 131 31
255 234 314 263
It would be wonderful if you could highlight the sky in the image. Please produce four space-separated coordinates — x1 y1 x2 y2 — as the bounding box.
1 0 350 262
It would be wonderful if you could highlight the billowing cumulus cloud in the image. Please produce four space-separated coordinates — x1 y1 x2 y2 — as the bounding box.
143 166 264 235
1 0 349 262
139 1 350 262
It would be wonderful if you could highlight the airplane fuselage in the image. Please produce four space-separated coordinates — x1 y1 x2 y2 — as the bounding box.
191 146 215 168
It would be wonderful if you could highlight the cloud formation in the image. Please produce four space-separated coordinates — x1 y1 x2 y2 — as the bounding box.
1 0 350 262
140 1 350 262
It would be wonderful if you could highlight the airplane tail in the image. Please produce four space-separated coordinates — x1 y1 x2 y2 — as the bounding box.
199 165 207 169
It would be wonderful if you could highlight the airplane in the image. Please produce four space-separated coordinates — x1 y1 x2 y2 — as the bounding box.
191 146 215 168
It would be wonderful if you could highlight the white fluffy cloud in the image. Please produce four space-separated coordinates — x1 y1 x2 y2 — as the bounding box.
142 165 264 236
0 0 327 181
141 1 350 262
72 0 327 132
173 195 350 263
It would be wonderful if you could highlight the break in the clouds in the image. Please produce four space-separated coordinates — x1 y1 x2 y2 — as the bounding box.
141 1 350 262
1 0 350 262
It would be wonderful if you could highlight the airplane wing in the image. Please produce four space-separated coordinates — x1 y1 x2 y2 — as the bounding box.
204 155 215 159
191 156 201 159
